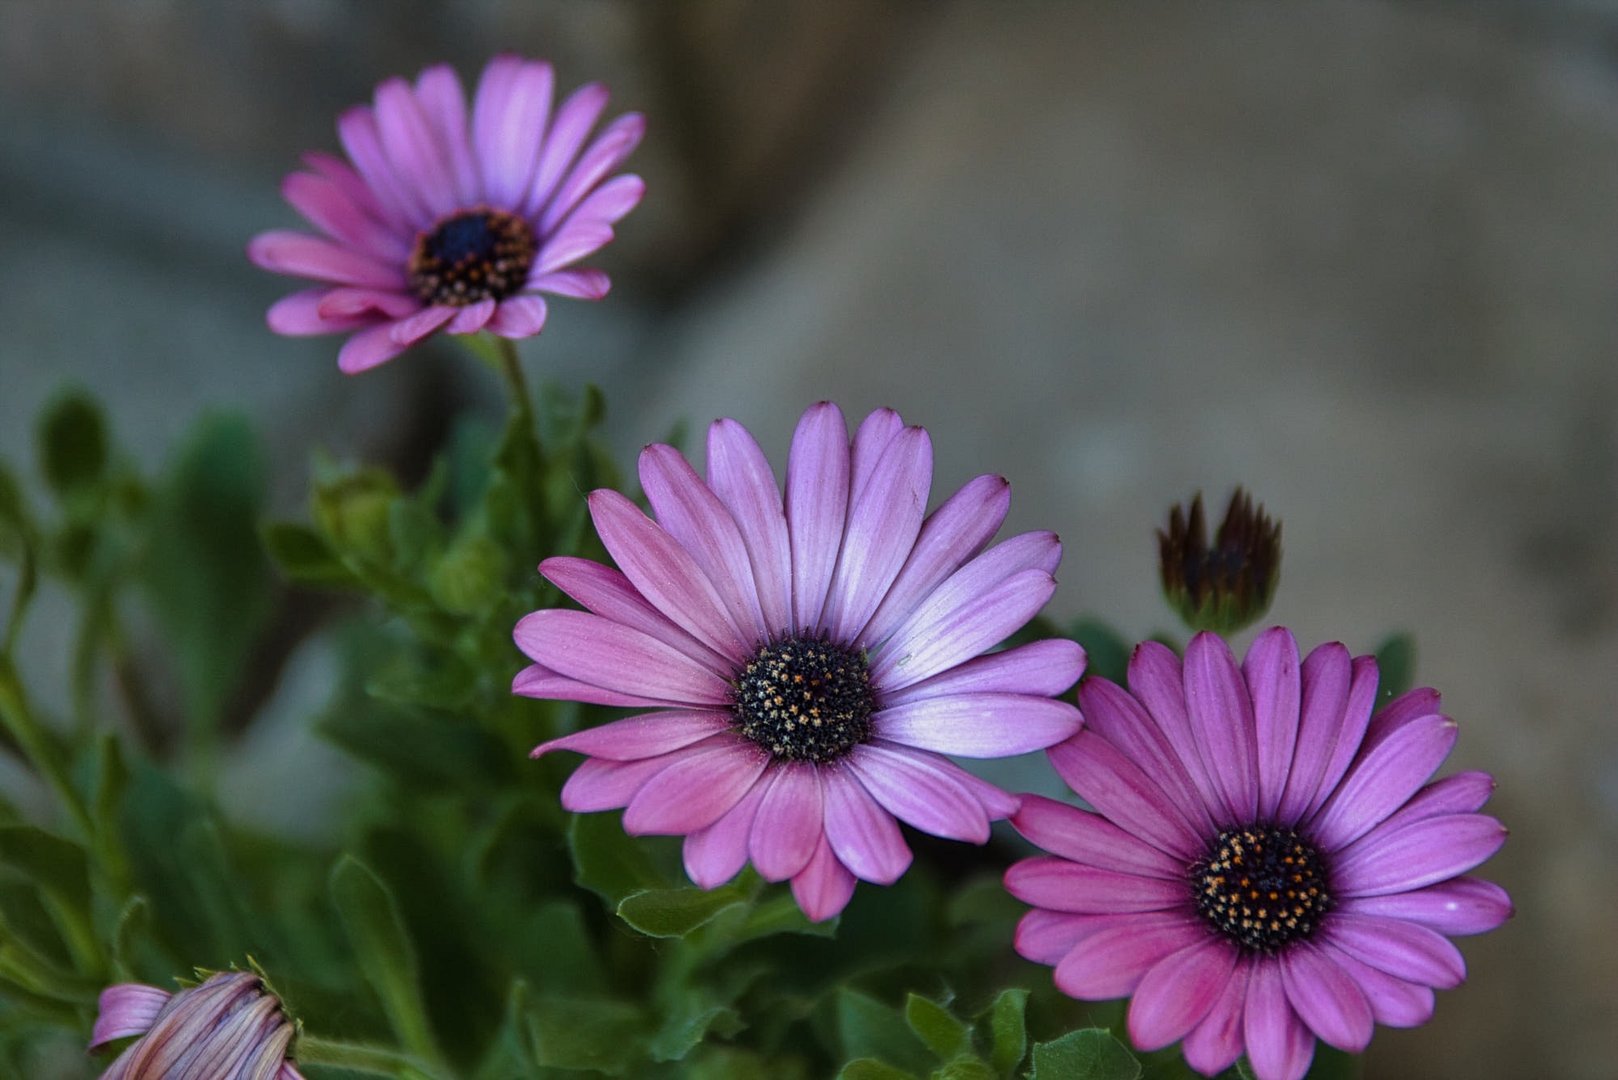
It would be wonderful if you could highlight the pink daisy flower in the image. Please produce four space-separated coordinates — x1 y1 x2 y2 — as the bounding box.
248 55 644 374
89 972 303 1079
518 403 1086 921
1006 628 1511 1080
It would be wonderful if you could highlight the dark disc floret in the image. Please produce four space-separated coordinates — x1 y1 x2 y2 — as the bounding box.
732 636 875 763
1190 825 1332 953
408 207 538 306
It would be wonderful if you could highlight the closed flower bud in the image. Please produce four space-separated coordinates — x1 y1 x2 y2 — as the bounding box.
1157 488 1281 634
89 971 303 1080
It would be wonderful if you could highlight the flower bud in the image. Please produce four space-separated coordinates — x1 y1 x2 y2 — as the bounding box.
1157 488 1281 634
89 970 303 1080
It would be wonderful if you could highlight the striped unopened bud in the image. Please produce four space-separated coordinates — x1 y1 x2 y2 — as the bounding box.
89 971 302 1080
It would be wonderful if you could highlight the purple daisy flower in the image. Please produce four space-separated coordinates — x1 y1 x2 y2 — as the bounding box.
89 972 302 1079
1006 627 1511 1080
518 402 1085 921
248 55 644 374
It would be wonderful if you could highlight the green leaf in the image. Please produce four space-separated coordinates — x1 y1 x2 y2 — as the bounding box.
0 826 90 921
525 996 646 1074
838 988 933 1076
904 993 969 1060
985 988 1028 1075
320 701 508 790
261 521 361 587
1068 616 1132 684
1028 1028 1140 1080
330 855 443 1069
648 998 743 1062
836 1060 918 1080
935 1059 997 1080
616 884 748 938
1374 632 1417 702
568 812 663 904
736 892 840 942
37 390 108 500
109 895 150 981
143 413 272 729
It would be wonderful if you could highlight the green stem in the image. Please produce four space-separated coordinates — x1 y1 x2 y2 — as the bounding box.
0 656 95 842
295 1033 440 1078
491 335 536 430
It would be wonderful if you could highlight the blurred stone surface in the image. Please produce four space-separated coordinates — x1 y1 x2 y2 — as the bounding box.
1 1 1616 1077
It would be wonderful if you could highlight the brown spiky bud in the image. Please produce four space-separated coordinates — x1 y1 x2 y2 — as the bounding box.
1157 488 1282 634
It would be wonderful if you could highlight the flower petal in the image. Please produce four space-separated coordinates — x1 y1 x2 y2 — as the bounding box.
872 567 1057 693
1319 943 1436 1028
522 82 610 219
1340 876 1513 936
1308 713 1457 851
1126 641 1229 829
623 739 770 835
846 743 994 843
1181 956 1251 1077
748 763 824 881
337 104 425 229
561 754 691 813
446 298 497 334
821 766 911 884
1013 908 1101 966
474 56 554 208
1003 857 1188 914
539 556 729 671
248 230 405 289
529 267 612 300
266 289 375 336
1243 961 1316 1080
819 426 932 642
640 443 767 642
280 171 408 262
337 322 411 374
883 638 1085 705
873 692 1080 758
785 402 851 633
555 173 645 232
532 222 615 275
1279 941 1373 1052
587 489 749 662
91 984 171 1047
513 662 679 710
1010 794 1183 879
790 835 856 922
1046 732 1203 860
541 114 646 233
1128 937 1238 1051
531 710 732 761
1079 676 1217 839
1051 911 1205 999
1332 813 1507 897
1323 911 1467 988
388 304 456 346
317 287 420 320
683 776 770 889
1183 631 1259 824
514 608 731 706
849 408 906 496
1245 627 1301 821
373 76 457 218
1299 654 1380 821
487 296 549 338
707 417 793 636
413 63 479 205
858 474 1012 649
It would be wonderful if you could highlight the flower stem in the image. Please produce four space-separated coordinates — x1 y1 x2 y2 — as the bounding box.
0 655 95 842
491 335 535 426
295 1033 440 1078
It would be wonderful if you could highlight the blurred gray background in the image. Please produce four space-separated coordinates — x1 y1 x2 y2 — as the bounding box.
2 1 1616 1076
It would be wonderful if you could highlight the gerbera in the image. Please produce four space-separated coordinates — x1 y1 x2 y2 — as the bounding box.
1005 628 1510 1080
248 55 644 373
517 402 1086 920
89 971 303 1079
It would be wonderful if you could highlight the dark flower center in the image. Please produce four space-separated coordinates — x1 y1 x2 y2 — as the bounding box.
408 208 538 306
1191 825 1331 953
732 636 874 763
